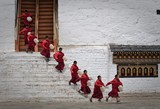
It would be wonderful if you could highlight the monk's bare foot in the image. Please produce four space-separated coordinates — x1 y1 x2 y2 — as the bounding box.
26 49 28 53
84 94 88 98
90 98 92 102
78 90 81 93
69 81 71 85
106 97 108 102
45 58 49 62
98 99 101 102
117 100 120 103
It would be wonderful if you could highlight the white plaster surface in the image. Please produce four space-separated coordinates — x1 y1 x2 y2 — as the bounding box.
59 0 160 45
0 0 15 52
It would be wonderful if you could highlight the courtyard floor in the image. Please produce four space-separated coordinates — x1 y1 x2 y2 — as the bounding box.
0 93 160 109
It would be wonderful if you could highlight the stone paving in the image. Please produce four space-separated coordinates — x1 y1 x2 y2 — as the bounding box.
0 93 160 109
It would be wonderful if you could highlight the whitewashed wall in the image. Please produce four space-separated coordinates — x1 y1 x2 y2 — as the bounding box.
59 0 160 93
0 0 15 52
59 0 160 45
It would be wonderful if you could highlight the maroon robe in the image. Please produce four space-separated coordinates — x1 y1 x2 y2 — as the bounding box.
91 79 104 99
53 51 64 71
79 73 91 94
106 78 123 98
18 13 33 26
69 64 79 84
19 27 32 45
27 34 37 51
40 39 50 58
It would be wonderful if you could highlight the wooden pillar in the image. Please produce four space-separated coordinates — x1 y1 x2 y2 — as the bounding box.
53 0 58 52
153 66 156 76
142 66 144 76
130 66 133 76
148 66 150 76
15 0 21 51
34 0 39 52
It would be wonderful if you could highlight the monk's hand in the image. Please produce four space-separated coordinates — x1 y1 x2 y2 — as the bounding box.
105 86 109 89
89 77 92 80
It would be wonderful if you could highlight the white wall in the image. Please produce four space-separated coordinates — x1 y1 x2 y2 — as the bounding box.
59 0 160 45
0 0 15 52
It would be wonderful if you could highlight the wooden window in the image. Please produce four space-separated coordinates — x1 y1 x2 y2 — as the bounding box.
118 65 158 78
121 68 125 77
150 67 154 76
138 67 142 76
127 68 131 76
132 67 137 77
144 67 148 76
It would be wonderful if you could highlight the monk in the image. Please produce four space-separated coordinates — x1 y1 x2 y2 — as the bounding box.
106 74 123 103
53 48 64 72
90 75 105 102
69 61 80 85
78 70 91 97
19 25 32 52
18 10 33 26
40 36 51 62
27 31 37 53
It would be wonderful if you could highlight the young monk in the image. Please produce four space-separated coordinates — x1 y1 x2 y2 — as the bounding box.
18 10 33 26
90 75 105 102
106 74 123 103
40 36 51 62
19 25 32 52
78 70 91 97
27 31 37 53
53 48 65 72
69 61 80 85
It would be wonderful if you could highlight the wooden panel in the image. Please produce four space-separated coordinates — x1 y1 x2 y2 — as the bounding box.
113 52 160 64
39 16 53 19
38 27 53 31
38 0 54 51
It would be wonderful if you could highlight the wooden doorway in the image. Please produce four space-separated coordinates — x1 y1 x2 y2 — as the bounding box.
15 0 58 52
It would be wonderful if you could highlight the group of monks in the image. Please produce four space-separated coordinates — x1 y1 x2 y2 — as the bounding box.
18 10 65 70
69 61 123 103
18 10 123 103
18 10 37 53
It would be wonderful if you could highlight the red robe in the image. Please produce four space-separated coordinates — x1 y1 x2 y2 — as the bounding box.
106 78 123 98
40 39 50 58
91 79 104 99
18 13 33 26
53 51 64 71
69 64 79 84
79 73 91 94
27 34 37 51
19 27 32 45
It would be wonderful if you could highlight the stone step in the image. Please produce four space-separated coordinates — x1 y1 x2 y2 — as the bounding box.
0 52 90 101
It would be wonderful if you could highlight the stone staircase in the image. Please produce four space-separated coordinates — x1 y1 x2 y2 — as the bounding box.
0 52 87 102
